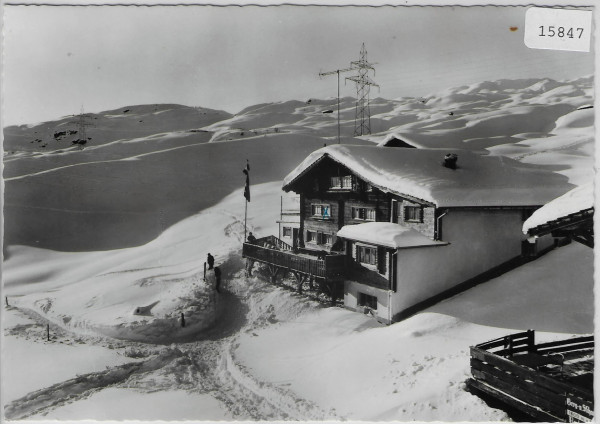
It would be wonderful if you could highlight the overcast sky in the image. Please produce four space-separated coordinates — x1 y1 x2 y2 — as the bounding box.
2 5 594 126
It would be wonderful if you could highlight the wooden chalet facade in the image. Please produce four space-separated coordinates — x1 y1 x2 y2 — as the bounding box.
244 145 574 323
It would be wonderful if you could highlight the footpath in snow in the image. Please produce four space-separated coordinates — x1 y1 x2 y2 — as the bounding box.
228 240 592 421
3 181 594 421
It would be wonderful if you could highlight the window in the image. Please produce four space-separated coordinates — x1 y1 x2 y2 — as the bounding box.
311 204 331 219
366 208 376 221
352 207 376 221
358 293 378 310
343 175 353 188
330 175 353 189
357 245 377 265
306 231 332 246
404 206 423 223
282 227 292 238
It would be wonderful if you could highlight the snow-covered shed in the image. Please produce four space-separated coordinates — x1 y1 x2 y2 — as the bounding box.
377 133 421 148
523 183 594 248
281 144 573 323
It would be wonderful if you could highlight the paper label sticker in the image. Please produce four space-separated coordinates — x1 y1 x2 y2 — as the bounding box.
524 7 592 52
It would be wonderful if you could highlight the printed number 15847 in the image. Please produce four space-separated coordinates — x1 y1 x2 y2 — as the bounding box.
539 26 584 39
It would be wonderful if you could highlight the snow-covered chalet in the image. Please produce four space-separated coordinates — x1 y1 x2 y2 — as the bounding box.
243 144 573 323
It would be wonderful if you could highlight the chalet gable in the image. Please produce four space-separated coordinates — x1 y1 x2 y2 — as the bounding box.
283 154 433 207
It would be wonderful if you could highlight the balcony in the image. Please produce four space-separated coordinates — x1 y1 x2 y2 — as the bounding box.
242 235 346 280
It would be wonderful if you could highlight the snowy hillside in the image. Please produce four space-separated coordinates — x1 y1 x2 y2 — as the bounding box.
3 76 593 251
3 75 595 420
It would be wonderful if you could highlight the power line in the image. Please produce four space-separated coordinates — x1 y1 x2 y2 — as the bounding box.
319 67 354 144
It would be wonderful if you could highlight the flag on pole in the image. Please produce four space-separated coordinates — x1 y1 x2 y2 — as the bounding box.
243 161 250 202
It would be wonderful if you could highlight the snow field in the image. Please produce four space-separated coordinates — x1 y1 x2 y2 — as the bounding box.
229 249 592 421
3 179 595 421
3 75 595 421
3 182 289 418
2 307 142 404
231 301 511 421
429 242 594 334
487 106 594 186
4 182 282 344
29 388 235 421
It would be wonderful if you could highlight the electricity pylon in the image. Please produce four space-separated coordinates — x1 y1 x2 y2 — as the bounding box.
319 43 379 142
345 43 379 136
70 106 94 147
78 107 91 142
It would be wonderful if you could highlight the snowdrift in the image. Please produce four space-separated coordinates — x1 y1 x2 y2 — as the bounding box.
4 182 282 343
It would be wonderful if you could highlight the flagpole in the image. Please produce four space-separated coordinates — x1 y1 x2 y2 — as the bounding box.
243 160 250 243
244 196 248 242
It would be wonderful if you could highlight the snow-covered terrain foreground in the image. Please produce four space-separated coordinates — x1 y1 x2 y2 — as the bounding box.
3 182 594 420
3 76 595 420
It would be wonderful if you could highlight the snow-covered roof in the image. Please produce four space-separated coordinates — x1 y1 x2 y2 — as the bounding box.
523 183 594 234
337 222 447 249
377 133 421 148
282 145 573 208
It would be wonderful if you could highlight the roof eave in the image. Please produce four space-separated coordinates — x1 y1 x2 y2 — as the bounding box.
282 154 328 192
282 150 437 206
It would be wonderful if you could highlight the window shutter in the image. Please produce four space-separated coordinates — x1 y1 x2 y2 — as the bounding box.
377 247 386 274
419 207 424 223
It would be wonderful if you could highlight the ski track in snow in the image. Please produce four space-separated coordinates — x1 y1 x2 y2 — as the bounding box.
5 140 201 182
3 260 335 421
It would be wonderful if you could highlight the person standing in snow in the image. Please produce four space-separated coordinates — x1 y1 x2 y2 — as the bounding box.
207 253 215 270
214 266 222 293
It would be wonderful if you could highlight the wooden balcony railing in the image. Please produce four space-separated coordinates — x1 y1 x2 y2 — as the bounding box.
243 241 346 280
256 235 293 251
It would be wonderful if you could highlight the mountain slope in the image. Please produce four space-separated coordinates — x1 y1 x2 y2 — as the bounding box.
3 76 594 251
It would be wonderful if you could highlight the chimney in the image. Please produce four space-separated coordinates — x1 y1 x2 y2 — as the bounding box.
444 153 458 169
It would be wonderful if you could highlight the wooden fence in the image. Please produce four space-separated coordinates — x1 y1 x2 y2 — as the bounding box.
468 330 594 422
